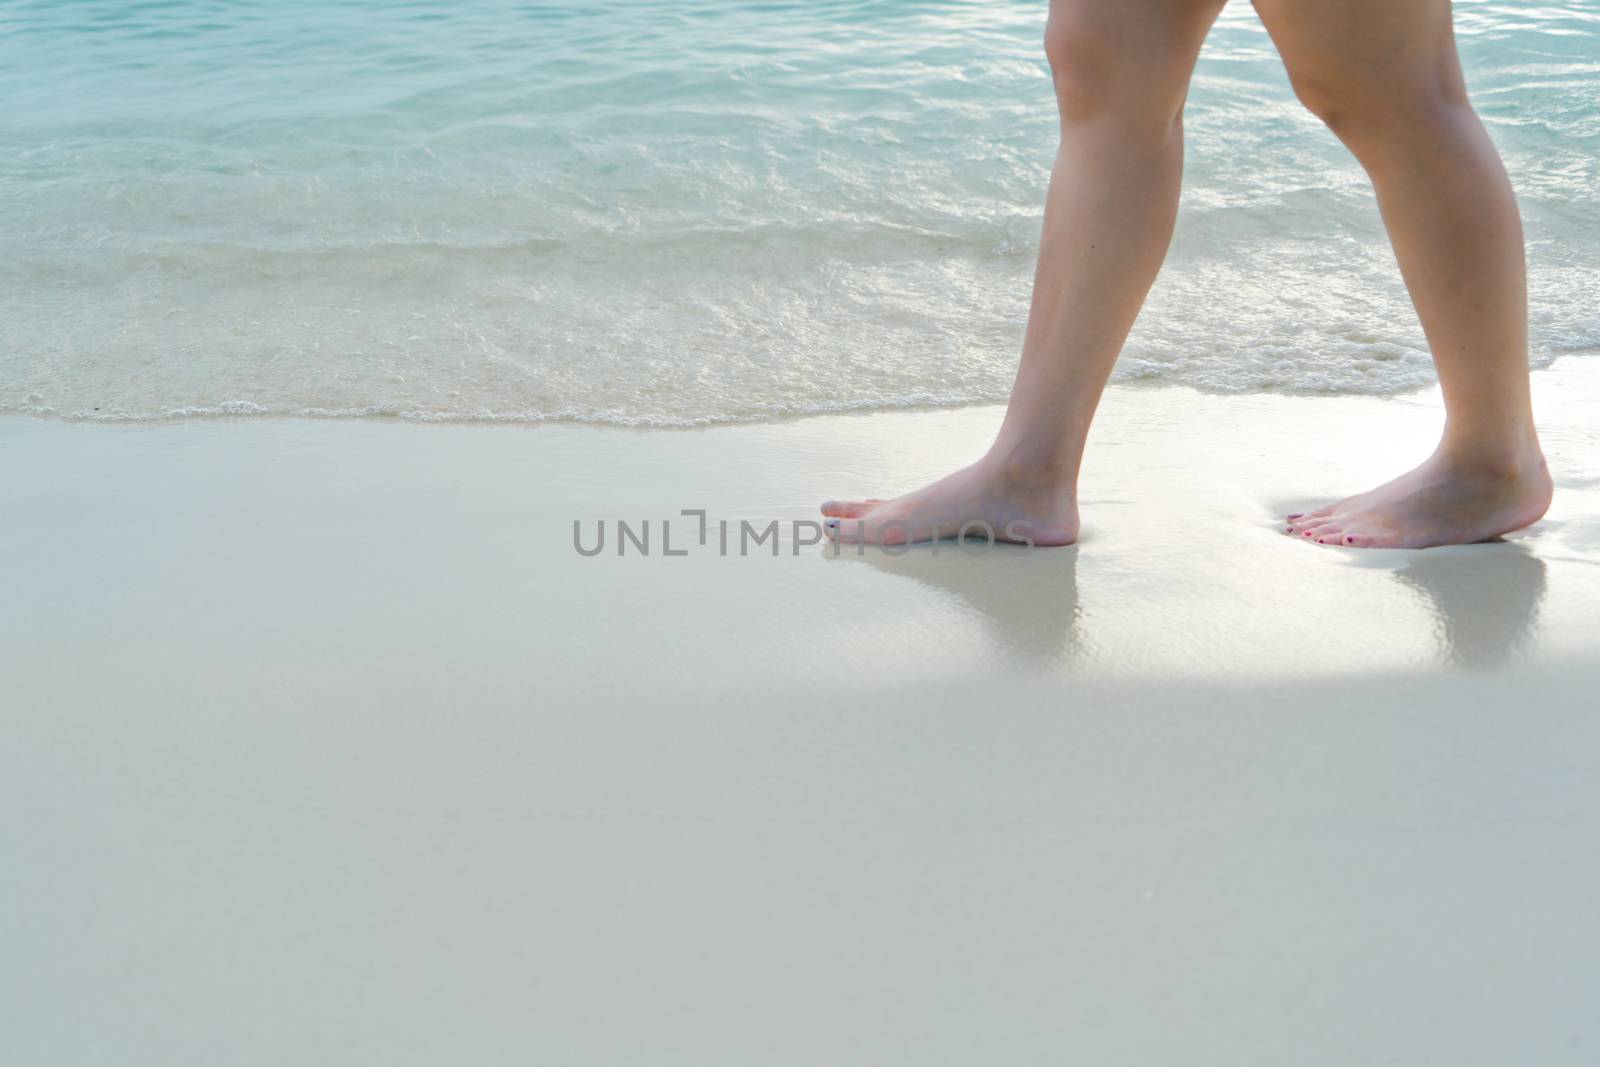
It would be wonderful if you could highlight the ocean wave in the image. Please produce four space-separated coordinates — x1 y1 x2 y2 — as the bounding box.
2 0 1597 425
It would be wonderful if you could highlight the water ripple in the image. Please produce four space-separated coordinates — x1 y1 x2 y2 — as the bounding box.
1 0 1596 424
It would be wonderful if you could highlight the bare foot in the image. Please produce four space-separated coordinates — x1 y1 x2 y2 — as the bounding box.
1285 443 1553 549
821 456 1079 547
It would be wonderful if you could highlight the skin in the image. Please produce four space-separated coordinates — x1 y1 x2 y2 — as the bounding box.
822 0 1552 550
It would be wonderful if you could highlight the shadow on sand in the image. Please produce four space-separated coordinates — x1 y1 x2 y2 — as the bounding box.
823 539 1085 669
823 535 1548 673
1388 544 1549 669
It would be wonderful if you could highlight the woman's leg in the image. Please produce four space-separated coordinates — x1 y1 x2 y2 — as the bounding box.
822 0 1226 546
1262 0 1553 548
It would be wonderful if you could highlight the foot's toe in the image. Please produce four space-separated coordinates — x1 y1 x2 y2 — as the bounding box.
821 498 881 518
823 516 868 542
1339 525 1403 549
1286 516 1329 535
825 510 915 544
1313 525 1346 545
1287 505 1334 525
1295 522 1329 539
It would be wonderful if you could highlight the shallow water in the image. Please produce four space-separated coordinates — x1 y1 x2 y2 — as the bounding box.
2 0 1597 424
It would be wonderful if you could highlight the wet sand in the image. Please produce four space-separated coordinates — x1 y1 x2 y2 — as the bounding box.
4 360 1600 1064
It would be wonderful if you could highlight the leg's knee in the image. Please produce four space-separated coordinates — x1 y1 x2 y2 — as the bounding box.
1043 11 1119 123
1043 6 1194 131
1285 69 1373 140
1286 60 1470 146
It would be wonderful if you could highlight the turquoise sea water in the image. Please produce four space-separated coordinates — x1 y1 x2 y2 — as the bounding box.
2 0 1597 425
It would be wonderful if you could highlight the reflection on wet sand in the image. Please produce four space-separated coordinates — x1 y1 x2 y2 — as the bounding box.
822 535 1553 676
825 541 1085 669
1392 546 1548 669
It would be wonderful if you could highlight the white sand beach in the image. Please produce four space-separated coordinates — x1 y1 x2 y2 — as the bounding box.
5 361 1600 1063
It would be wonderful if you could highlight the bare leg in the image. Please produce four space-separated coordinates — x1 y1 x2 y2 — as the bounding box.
1262 0 1553 548
822 0 1225 546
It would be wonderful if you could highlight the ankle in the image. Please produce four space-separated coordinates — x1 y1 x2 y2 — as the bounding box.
984 438 1081 495
1436 424 1546 481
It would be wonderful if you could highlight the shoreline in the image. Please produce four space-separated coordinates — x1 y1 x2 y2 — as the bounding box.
5 359 1600 691
7 352 1599 433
